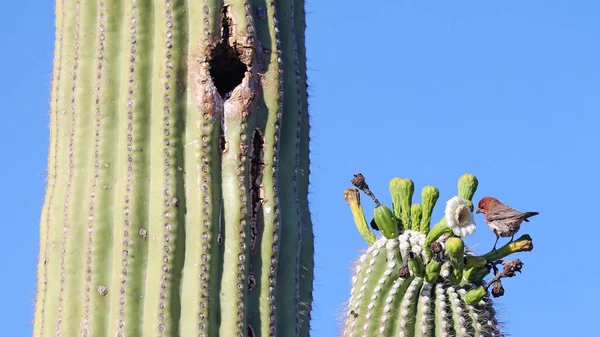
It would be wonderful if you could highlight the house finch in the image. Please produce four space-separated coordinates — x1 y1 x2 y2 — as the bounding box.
476 197 539 250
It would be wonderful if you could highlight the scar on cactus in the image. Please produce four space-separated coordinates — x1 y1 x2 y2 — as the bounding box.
342 173 535 336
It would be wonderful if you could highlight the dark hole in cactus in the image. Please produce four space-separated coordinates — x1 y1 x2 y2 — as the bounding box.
249 128 265 253
209 6 247 97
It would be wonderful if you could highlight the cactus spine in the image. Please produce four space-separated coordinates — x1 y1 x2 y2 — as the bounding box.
343 174 534 337
33 1 313 336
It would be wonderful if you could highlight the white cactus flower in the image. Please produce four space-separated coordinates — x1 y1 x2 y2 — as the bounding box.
444 196 476 237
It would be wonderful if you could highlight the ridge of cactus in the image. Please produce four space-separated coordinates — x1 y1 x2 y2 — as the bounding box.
342 174 535 337
33 1 312 336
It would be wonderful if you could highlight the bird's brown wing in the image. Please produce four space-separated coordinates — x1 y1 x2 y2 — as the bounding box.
485 205 522 221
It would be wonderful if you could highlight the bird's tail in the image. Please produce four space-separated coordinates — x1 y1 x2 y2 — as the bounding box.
521 211 539 222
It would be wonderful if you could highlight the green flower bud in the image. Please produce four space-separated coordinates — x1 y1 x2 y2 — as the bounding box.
407 252 425 278
424 257 442 283
420 186 439 233
411 203 422 231
389 178 414 230
465 286 487 305
457 174 478 211
373 204 400 239
445 237 465 284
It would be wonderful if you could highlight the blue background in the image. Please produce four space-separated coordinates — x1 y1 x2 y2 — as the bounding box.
1 1 598 335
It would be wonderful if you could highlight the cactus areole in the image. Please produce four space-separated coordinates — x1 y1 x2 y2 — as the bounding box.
34 1 313 337
343 174 535 337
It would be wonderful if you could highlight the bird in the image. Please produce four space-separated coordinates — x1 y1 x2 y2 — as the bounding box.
476 196 539 251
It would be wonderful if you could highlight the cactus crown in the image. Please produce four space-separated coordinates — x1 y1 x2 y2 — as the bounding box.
342 174 535 337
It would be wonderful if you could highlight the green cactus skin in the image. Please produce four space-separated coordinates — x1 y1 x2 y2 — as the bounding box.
344 233 501 337
33 1 313 336
343 174 535 337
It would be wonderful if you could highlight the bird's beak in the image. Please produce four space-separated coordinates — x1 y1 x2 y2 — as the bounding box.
476 208 482 214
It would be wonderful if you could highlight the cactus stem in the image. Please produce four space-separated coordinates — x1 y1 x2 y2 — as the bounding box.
35 1 314 336
469 234 533 264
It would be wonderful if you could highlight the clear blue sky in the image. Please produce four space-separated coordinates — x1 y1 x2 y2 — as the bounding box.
2 1 599 336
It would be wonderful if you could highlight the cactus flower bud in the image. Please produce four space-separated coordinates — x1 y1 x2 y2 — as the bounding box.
389 178 414 229
445 237 465 284
424 256 442 283
420 186 439 233
457 173 478 210
465 286 487 305
407 252 425 278
373 204 400 239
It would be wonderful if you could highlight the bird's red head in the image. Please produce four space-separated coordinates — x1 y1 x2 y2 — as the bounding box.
476 197 500 215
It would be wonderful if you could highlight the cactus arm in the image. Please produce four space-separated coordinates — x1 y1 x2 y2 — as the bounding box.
275 0 304 334
181 0 223 336
295 0 315 333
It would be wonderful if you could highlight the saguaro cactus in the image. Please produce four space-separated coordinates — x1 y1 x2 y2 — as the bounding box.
343 174 534 337
33 1 313 336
